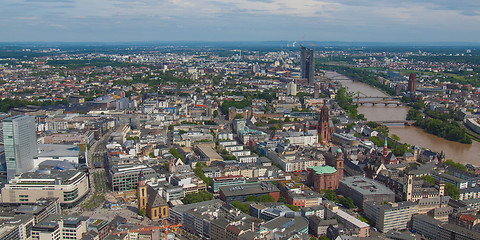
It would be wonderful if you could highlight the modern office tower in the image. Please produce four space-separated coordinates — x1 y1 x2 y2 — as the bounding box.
3 115 37 181
408 73 417 92
287 81 297 96
301 45 315 84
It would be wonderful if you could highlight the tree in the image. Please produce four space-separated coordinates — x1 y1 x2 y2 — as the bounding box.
194 163 212 186
320 235 330 240
139 208 146 216
375 125 389 136
369 136 383 147
169 148 186 163
401 95 412 103
285 204 300 212
445 183 460 200
259 194 275 202
322 189 338 202
245 195 259 202
284 116 291 122
232 200 250 213
182 191 213 204
278 196 287 203
445 160 467 172
392 134 401 141
234 113 244 119
367 121 378 129
213 110 218 118
421 175 436 185
339 197 356 209
393 144 409 156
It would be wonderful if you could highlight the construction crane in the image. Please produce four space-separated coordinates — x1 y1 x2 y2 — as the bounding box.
113 220 182 240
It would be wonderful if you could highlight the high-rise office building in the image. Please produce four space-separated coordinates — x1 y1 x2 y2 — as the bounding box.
3 115 37 181
301 46 315 84
287 81 297 96
408 73 417 92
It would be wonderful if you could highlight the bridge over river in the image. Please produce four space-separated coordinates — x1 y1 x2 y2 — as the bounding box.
355 96 404 106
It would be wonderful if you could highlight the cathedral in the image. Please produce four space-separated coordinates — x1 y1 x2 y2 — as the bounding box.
318 104 335 144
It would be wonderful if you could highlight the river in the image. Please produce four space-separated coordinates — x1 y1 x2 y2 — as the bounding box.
324 71 480 166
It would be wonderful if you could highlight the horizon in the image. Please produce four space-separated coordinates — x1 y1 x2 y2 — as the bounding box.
1 40 480 48
1 0 480 43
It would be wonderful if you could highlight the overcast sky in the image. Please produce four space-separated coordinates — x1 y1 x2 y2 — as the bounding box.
1 0 480 42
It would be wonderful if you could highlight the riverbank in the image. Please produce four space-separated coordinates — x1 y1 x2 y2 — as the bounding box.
327 70 480 165
460 121 480 143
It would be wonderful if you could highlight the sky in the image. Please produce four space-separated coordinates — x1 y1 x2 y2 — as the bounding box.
1 0 480 43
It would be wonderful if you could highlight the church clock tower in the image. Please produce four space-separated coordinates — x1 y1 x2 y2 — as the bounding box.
138 171 147 213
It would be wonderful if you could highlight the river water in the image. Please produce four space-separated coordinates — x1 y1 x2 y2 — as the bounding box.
324 71 480 166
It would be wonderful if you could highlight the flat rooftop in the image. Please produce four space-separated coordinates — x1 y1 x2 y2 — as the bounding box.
220 182 279 197
340 176 394 195
12 169 83 184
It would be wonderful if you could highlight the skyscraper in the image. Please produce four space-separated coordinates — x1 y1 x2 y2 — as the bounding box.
408 73 417 92
286 81 297 96
300 45 315 84
3 115 37 181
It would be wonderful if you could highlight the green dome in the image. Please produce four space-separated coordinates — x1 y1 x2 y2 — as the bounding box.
337 149 342 153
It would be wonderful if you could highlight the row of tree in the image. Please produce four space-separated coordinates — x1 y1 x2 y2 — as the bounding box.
322 189 356 209
335 88 360 119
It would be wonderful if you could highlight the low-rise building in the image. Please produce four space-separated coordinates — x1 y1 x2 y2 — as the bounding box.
286 189 322 208
0 214 35 240
308 215 338 238
195 145 223 165
431 171 469 190
32 215 88 240
412 214 480 240
338 176 395 209
251 203 299 221
301 205 325 218
212 175 246 193
330 209 370 238
1 169 89 207
259 216 308 240
107 161 156 192
364 201 417 233
219 182 280 204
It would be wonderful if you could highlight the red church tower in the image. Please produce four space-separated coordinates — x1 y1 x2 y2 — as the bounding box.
318 104 333 143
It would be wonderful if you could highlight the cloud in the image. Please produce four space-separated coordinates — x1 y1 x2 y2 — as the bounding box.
0 0 480 42
15 16 41 20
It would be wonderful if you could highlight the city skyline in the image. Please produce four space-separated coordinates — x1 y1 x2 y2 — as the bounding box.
1 0 480 43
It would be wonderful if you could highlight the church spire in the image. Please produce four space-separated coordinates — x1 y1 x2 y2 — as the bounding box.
383 138 388 159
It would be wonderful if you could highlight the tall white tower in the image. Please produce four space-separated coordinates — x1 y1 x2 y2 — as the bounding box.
287 81 297 96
